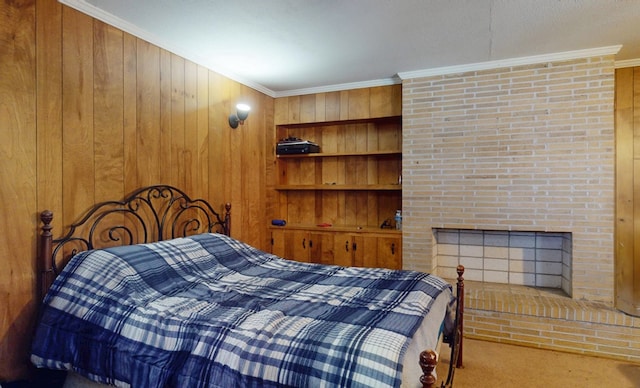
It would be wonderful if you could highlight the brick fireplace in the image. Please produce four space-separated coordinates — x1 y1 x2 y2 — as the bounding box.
400 54 616 303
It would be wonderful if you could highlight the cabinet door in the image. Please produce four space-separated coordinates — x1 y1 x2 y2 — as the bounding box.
285 230 311 262
352 235 378 268
333 233 355 267
309 232 335 265
377 236 402 270
270 229 286 257
270 229 308 261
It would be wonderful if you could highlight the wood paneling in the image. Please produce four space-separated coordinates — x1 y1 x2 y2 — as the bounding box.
615 66 640 316
0 0 272 379
274 86 401 126
62 6 95 222
36 0 62 227
136 40 161 187
0 0 36 379
94 21 124 202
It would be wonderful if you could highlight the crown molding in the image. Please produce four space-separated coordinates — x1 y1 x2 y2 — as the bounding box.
397 45 623 80
273 77 401 98
615 58 640 69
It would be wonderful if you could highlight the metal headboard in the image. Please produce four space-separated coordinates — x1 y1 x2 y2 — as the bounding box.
38 185 231 299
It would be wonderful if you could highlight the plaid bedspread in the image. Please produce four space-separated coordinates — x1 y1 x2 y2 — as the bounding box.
31 233 452 388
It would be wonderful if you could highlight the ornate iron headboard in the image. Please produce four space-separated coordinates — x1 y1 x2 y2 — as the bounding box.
38 185 231 299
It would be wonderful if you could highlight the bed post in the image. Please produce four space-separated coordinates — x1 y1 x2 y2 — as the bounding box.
38 210 54 301
224 203 231 236
456 264 464 368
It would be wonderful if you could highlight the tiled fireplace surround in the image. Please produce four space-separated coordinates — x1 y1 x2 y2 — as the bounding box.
433 229 572 292
401 54 640 362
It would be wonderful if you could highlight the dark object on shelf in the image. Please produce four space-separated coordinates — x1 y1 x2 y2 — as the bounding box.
271 219 287 226
380 219 392 229
276 137 320 155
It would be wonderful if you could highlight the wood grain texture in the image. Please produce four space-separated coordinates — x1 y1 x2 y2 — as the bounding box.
93 21 124 202
170 53 186 189
195 65 210 199
136 40 161 186
62 6 95 223
0 0 36 380
36 0 62 233
1 1 272 378
123 32 138 194
615 66 640 316
635 68 640 310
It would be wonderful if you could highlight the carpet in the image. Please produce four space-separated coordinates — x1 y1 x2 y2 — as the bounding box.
436 338 640 387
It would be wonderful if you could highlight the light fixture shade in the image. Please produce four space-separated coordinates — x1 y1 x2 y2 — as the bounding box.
236 103 251 121
229 103 251 129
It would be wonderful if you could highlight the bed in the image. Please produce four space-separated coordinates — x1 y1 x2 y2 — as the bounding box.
30 185 464 388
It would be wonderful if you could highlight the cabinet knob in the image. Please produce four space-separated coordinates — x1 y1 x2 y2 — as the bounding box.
345 241 349 252
391 243 395 255
302 238 306 249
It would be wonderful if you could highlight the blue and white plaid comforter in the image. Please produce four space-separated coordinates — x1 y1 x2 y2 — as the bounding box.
31 233 452 388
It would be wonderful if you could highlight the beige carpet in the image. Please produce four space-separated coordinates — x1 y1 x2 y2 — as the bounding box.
435 338 640 387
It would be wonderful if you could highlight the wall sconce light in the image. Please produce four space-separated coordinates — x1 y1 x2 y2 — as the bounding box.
229 103 251 129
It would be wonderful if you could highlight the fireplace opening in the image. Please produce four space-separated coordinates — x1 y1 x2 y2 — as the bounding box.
434 228 572 296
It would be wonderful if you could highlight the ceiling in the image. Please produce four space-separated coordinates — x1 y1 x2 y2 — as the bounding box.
61 0 640 97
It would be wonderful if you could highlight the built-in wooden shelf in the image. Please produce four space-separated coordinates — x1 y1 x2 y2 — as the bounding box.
275 184 401 191
276 150 401 158
269 224 402 234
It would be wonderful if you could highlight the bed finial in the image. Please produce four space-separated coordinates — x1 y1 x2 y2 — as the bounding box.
418 350 438 388
41 210 53 229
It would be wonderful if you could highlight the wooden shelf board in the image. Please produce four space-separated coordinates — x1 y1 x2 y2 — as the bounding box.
269 224 402 234
276 115 401 128
275 184 401 191
277 150 401 158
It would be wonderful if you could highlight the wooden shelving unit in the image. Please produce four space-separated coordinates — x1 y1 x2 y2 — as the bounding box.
270 115 403 269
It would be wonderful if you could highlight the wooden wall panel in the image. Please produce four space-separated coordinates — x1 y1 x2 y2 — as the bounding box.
615 66 640 316
325 92 341 121
159 50 172 187
229 82 243 237
195 65 210 199
93 21 124 202
274 85 401 125
0 0 272 379
207 72 232 227
62 7 95 222
170 54 186 189
136 40 161 187
184 61 198 194
36 0 62 228
123 33 138 194
0 0 36 379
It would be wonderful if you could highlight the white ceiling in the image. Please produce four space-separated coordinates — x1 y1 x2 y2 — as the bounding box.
61 0 640 97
